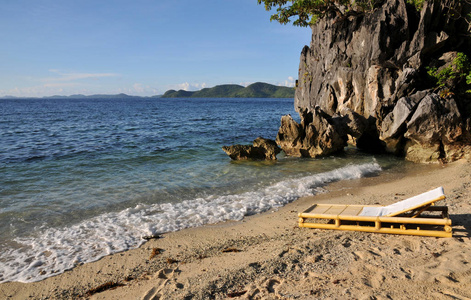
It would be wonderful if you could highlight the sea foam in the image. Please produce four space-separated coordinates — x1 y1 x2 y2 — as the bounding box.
0 162 381 283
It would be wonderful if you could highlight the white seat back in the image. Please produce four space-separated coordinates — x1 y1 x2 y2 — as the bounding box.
359 187 445 217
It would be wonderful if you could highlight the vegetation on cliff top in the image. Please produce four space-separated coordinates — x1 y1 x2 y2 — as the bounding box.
258 0 470 27
162 82 295 98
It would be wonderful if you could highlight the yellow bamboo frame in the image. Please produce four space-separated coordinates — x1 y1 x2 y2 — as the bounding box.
298 204 452 238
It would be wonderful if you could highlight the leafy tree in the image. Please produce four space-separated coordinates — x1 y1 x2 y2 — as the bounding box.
257 0 470 26
256 0 384 27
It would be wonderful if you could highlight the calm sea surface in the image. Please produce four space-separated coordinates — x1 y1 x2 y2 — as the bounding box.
0 97 405 283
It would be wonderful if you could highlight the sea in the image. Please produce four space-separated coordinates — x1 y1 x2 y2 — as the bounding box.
0 97 406 283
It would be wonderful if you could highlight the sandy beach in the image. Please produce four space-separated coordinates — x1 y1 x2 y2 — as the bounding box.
1 160 470 299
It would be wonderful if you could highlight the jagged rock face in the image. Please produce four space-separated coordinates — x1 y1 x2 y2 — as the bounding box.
276 109 346 158
381 92 466 162
296 0 413 117
285 0 471 163
222 137 281 160
403 94 467 162
379 91 428 154
276 114 304 157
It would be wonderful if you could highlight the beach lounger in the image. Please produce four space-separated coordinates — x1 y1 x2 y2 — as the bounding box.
298 187 452 237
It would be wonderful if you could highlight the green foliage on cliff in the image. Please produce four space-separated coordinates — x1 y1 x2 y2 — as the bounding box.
406 0 424 10
257 0 386 27
162 82 295 98
466 62 471 93
258 0 469 26
427 52 471 94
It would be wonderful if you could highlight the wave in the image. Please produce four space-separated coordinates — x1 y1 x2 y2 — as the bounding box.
0 161 381 283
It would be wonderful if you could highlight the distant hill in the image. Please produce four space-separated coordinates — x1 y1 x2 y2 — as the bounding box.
47 93 137 99
162 82 294 98
0 93 168 100
159 90 195 98
1 82 294 99
193 84 245 98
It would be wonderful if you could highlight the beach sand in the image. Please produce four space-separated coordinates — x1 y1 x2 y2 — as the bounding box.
1 160 470 299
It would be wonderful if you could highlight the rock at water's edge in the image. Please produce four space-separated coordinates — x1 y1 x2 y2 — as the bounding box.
222 137 281 160
276 108 347 158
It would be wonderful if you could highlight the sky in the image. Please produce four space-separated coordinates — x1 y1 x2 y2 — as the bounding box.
0 0 311 97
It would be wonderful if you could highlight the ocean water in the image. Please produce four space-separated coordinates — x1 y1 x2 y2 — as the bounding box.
0 97 402 283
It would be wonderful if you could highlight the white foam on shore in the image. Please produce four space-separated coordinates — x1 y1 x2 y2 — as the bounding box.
0 162 381 283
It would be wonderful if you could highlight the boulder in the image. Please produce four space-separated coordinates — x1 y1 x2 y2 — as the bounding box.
252 137 281 159
275 114 304 157
379 96 418 154
222 137 281 160
302 108 347 157
338 108 368 147
405 94 463 145
276 108 347 158
381 97 416 141
404 142 441 164
340 108 367 139
403 94 465 163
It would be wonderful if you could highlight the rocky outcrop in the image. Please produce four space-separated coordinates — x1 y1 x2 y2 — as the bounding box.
404 94 466 162
280 0 471 163
276 108 347 157
222 137 281 160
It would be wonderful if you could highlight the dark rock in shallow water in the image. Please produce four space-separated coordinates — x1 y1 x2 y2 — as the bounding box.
288 0 471 163
222 137 281 160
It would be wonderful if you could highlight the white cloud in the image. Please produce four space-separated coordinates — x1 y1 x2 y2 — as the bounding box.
279 76 296 87
173 82 208 91
133 83 145 93
239 82 253 87
124 83 159 96
177 82 190 91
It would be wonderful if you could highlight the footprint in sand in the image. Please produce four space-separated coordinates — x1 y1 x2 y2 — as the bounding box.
244 278 282 299
141 268 177 300
352 248 383 261
360 265 386 288
352 250 366 261
414 251 471 286
266 278 280 293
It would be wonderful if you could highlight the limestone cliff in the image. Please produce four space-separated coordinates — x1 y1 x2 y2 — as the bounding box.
279 0 471 163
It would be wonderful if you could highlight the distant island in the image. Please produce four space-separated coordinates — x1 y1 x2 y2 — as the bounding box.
0 82 295 99
0 93 161 100
162 82 294 98
46 93 151 99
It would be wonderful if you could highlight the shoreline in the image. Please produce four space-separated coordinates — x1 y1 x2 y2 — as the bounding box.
1 161 470 299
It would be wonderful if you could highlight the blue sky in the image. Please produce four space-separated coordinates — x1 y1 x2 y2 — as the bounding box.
0 0 311 97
